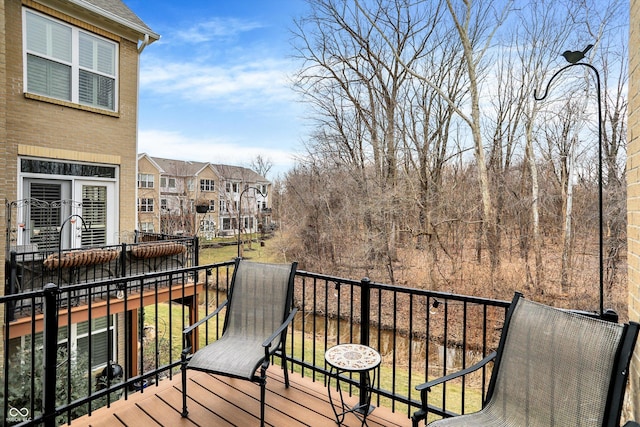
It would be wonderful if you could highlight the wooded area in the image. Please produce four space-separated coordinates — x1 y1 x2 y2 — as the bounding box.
272 0 628 314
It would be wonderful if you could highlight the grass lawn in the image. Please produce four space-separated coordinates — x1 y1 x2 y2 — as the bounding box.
198 236 284 264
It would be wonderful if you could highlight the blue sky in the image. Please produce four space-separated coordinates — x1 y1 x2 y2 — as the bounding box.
126 1 310 178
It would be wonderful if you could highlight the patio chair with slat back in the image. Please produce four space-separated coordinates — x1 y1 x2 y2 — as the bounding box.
412 292 640 427
181 258 298 427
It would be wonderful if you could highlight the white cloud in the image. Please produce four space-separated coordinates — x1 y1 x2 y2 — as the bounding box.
140 12 298 110
173 18 264 43
140 56 296 108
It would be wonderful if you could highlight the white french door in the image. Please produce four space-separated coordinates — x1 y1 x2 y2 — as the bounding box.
23 179 72 251
74 180 116 247
20 159 118 250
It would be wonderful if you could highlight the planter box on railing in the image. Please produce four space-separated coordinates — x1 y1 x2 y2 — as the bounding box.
43 248 120 269
7 238 196 318
130 242 187 259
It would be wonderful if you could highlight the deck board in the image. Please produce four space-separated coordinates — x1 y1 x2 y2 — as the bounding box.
68 369 411 427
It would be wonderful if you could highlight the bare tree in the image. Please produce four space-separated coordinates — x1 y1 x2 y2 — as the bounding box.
353 0 513 271
515 0 574 290
292 0 442 281
399 32 468 266
592 30 628 293
250 155 273 179
283 0 627 304
507 0 579 290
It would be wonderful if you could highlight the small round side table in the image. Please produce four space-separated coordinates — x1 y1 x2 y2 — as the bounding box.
325 343 381 426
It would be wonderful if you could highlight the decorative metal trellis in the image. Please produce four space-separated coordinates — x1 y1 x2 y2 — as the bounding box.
6 198 83 255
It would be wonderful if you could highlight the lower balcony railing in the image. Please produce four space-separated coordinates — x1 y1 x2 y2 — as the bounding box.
5 235 197 320
0 261 509 426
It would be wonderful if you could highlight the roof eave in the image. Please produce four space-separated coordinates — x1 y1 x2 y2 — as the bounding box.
67 0 160 43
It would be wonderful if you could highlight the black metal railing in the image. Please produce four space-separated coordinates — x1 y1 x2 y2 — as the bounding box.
283 271 511 420
5 237 197 319
0 261 509 426
1 261 236 427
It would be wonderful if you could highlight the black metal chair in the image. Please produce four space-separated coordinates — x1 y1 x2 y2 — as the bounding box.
181 259 298 427
412 292 639 427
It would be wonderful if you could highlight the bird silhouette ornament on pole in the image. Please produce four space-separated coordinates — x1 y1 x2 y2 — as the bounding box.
561 44 593 64
535 43 605 317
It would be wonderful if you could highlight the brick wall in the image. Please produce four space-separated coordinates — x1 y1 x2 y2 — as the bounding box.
629 0 640 419
1 0 141 277
0 0 143 371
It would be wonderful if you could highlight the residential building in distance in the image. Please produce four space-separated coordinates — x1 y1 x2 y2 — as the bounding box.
213 163 271 238
136 156 272 239
137 154 162 233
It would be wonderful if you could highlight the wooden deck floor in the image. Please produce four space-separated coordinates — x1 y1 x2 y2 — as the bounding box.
69 369 412 427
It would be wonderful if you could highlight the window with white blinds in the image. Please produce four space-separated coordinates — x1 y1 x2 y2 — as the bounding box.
24 9 118 111
8 315 116 371
27 182 64 251
81 185 108 247
76 316 115 370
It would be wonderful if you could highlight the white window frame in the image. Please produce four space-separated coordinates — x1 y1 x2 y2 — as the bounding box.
140 222 154 232
74 316 117 371
23 8 119 112
138 174 154 188
18 158 119 248
200 179 215 192
199 218 216 235
138 198 154 212
11 315 116 372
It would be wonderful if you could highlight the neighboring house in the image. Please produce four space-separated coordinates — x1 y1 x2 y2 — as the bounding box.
136 157 272 239
1 0 158 373
142 156 219 237
213 164 271 237
137 153 162 233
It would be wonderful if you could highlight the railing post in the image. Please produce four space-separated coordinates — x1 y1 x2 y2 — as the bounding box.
7 251 17 321
43 283 59 427
359 277 371 409
120 243 127 278
194 236 199 267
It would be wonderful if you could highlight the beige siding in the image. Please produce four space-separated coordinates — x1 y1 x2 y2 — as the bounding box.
194 166 219 206
137 156 162 232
